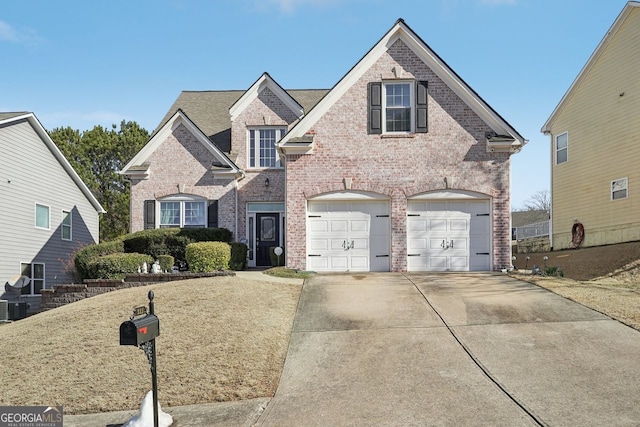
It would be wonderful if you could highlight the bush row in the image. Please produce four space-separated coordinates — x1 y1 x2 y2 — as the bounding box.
74 228 241 280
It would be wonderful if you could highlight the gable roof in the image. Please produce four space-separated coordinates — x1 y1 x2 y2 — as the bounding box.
0 112 106 214
230 72 304 121
542 1 640 133
154 88 328 153
279 18 525 150
121 109 242 179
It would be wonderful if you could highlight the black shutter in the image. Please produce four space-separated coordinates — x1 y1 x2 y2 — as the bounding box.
368 82 382 134
207 200 219 228
144 200 155 230
416 81 428 133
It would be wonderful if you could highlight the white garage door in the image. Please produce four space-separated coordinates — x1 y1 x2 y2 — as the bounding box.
307 200 390 272
407 199 491 271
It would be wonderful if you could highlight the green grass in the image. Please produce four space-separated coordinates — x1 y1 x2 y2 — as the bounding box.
263 267 315 279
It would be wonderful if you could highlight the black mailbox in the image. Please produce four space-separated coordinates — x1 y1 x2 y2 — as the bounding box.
120 314 160 346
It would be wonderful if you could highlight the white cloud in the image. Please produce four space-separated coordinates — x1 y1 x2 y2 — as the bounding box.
0 20 43 45
0 21 18 41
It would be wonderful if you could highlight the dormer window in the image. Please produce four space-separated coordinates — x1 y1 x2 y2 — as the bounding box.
249 128 286 168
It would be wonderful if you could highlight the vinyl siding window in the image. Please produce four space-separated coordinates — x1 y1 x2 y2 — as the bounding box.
384 82 413 133
62 210 72 240
611 177 628 200
555 132 568 164
249 128 285 168
21 262 45 295
35 204 50 229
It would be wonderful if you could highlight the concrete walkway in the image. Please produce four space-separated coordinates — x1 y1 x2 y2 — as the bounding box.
66 272 640 426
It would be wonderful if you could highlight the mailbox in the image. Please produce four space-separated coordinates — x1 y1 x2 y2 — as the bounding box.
120 314 160 346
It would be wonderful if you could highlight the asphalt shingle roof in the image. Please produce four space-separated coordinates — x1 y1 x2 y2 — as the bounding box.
155 89 329 153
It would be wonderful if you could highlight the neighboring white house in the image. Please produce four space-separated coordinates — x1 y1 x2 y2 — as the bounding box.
0 112 105 315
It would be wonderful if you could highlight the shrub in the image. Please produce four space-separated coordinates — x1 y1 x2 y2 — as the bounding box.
122 228 231 262
157 254 175 272
89 253 153 280
544 266 564 277
269 246 286 267
75 239 125 280
185 242 230 272
229 242 248 271
178 228 232 243
123 229 181 255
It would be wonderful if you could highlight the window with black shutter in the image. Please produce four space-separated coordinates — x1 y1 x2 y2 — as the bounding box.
144 200 156 229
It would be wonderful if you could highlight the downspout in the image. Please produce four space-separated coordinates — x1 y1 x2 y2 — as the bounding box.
235 170 246 242
542 130 554 250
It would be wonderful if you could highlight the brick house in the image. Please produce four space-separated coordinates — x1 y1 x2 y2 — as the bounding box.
122 19 524 272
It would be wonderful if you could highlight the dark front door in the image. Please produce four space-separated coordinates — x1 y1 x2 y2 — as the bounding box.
256 213 279 267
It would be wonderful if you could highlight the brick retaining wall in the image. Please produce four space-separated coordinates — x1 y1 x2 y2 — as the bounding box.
39 272 234 311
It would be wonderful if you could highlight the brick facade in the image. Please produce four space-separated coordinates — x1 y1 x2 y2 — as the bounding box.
284 39 512 271
126 24 520 273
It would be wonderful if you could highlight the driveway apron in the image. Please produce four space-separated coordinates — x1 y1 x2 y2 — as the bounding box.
256 273 640 426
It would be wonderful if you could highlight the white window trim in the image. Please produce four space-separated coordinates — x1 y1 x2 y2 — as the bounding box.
35 203 50 230
245 203 286 268
382 80 415 134
611 177 628 201
62 210 72 241
555 132 568 165
20 262 45 295
247 127 286 169
158 195 207 228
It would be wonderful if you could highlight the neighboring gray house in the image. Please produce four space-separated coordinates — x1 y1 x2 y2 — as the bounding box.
0 112 105 315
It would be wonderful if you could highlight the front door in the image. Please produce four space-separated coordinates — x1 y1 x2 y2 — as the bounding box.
256 213 279 267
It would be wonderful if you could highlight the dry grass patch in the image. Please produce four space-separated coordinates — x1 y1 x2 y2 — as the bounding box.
0 276 301 414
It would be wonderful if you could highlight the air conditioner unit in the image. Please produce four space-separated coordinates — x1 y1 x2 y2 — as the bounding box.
0 300 8 322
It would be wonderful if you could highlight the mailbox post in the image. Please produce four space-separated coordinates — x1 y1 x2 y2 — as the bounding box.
119 291 160 427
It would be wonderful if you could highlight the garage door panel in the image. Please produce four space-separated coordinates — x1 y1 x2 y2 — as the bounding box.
309 238 329 251
307 200 389 272
350 256 369 270
450 219 468 231
330 220 348 232
329 256 349 270
408 219 427 232
407 199 491 272
309 219 329 232
430 219 447 231
351 220 369 233
429 256 447 269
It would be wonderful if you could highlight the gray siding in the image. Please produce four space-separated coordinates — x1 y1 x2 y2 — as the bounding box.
0 119 99 289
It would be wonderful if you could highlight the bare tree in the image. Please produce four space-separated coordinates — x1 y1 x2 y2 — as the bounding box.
522 189 550 212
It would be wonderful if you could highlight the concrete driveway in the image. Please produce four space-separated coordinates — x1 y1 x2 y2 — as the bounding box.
257 273 640 426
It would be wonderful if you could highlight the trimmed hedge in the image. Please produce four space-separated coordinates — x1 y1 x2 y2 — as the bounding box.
157 254 175 272
75 239 125 280
123 228 232 262
185 242 231 272
230 242 248 271
89 253 154 280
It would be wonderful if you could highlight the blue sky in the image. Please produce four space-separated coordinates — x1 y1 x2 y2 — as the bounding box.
0 0 628 209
